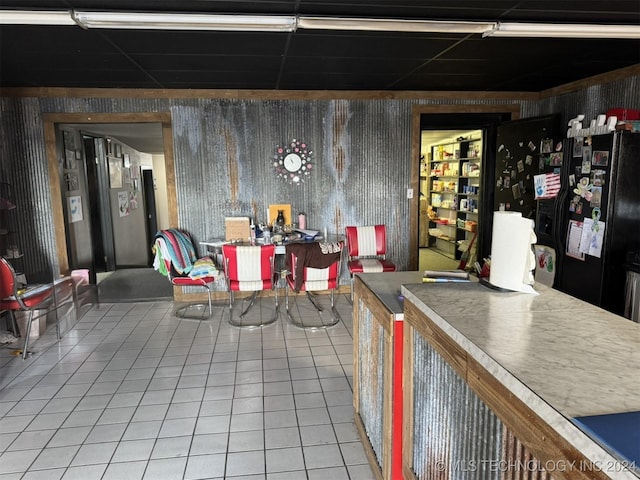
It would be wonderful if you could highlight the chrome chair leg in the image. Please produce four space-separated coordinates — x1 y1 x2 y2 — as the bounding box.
349 276 354 304
22 310 34 360
228 290 278 328
174 284 213 320
239 291 259 318
286 287 341 330
305 291 324 312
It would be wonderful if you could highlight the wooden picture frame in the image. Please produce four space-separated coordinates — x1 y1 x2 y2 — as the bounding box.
268 204 292 225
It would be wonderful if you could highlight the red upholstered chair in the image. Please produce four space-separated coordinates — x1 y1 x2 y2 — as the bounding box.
222 244 278 328
0 257 54 359
153 229 218 320
345 225 397 301
284 241 343 329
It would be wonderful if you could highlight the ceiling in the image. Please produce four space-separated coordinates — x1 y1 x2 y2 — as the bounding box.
66 122 164 154
1 1 639 92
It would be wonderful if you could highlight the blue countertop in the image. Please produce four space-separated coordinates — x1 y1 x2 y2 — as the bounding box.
572 411 640 469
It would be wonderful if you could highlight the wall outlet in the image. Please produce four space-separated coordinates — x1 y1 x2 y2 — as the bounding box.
407 188 414 199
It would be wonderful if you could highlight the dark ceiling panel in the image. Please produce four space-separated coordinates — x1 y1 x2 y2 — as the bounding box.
288 31 463 59
132 54 283 72
0 1 639 91
103 30 290 55
505 0 640 23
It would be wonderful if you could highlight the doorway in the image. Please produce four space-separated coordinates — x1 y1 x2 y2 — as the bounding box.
43 112 178 280
419 129 484 272
142 169 158 266
408 105 520 271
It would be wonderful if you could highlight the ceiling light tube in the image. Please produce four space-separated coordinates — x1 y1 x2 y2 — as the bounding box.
298 16 495 34
72 11 298 32
0 10 75 25
485 22 640 39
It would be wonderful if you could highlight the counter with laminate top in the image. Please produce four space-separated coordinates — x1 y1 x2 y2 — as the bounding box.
401 280 639 479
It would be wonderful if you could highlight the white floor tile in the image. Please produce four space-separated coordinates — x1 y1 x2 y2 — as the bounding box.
47 426 92 447
150 435 191 459
184 453 226 480
0 298 376 480
228 429 264 452
303 444 344 469
63 463 108 479
265 446 305 473
30 445 80 470
226 450 265 477
111 439 155 463
142 457 187 480
189 433 228 455
299 424 337 446
0 448 41 474
101 460 147 480
307 466 350 480
22 467 65 480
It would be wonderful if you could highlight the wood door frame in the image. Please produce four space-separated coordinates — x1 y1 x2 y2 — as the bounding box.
44 112 177 275
408 104 521 270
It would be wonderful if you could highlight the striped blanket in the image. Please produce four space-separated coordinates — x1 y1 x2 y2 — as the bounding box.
153 229 217 279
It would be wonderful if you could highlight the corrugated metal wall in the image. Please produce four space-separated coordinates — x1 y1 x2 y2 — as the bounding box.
412 332 503 480
0 98 58 282
1 77 637 281
356 299 384 467
523 75 640 130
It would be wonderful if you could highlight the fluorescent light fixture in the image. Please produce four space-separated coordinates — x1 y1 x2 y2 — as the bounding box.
485 22 640 39
0 10 75 25
1 10 639 38
71 11 297 32
298 16 495 34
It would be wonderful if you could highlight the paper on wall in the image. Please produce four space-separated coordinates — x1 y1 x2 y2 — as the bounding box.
534 244 556 287
579 218 605 258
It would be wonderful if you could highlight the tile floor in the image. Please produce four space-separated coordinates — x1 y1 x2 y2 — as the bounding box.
0 293 375 480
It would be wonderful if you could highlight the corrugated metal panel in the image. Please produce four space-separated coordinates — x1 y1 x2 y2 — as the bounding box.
501 427 553 480
1 80 636 282
357 299 384 466
412 332 503 480
523 76 640 129
0 98 58 282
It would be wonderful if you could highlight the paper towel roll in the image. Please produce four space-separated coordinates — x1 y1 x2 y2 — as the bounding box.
489 211 538 294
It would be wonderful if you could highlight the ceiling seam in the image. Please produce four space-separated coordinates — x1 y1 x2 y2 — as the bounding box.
383 34 476 90
275 0 302 90
96 31 166 89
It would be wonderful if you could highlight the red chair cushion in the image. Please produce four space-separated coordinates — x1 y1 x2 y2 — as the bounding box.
170 276 215 287
0 284 53 310
347 258 397 274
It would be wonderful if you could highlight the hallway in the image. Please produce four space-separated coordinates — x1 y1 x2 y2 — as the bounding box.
0 295 373 479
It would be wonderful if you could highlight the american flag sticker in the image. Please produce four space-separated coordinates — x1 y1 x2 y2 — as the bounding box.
534 173 561 199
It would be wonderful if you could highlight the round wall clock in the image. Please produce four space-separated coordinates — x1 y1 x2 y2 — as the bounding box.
273 139 313 185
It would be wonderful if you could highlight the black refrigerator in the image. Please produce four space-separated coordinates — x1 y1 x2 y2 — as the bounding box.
493 115 561 221
552 131 640 316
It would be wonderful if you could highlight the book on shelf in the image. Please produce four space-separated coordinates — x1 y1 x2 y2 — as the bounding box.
423 269 471 283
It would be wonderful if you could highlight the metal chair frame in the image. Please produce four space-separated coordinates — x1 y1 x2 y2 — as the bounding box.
222 244 279 328
284 245 343 330
0 257 76 359
154 229 217 321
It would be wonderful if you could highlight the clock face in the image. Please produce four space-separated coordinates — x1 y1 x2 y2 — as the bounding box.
273 139 313 185
283 153 302 172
